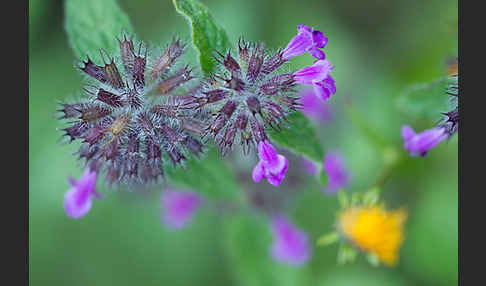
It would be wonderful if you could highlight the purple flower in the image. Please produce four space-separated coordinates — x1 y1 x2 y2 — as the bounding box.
401 125 447 157
301 157 319 176
270 216 311 266
252 140 289 186
161 189 202 230
323 152 349 193
282 25 328 60
64 168 101 219
294 59 336 101
299 88 333 122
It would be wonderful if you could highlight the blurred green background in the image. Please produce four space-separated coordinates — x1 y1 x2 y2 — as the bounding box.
29 0 457 285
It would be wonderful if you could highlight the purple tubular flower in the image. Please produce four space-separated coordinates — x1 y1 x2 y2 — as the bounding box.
270 216 310 266
161 189 202 230
294 60 336 102
282 25 328 60
299 88 333 122
401 125 447 157
252 140 288 186
64 168 101 219
323 152 349 193
300 157 318 176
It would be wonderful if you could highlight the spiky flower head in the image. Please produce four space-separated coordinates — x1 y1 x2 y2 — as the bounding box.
58 34 205 186
440 59 459 137
190 38 300 155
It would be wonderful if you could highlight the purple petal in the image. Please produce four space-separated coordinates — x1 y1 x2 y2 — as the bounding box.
63 168 98 219
282 27 313 60
266 155 288 186
299 88 333 122
252 161 266 182
64 187 93 219
161 189 202 230
270 216 310 266
402 126 447 157
312 76 336 102
300 157 319 176
323 152 349 193
297 24 311 33
258 140 279 168
309 48 326 60
401 125 416 141
294 60 333 84
312 30 328 49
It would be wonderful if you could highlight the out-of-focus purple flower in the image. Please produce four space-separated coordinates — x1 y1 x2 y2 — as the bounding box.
401 125 447 157
301 157 319 176
282 25 328 60
64 168 101 219
270 216 311 266
161 189 202 230
294 60 336 101
323 152 349 193
299 88 333 122
252 140 289 186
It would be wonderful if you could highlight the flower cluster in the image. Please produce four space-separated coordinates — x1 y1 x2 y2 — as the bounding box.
192 38 300 156
60 24 336 218
440 63 459 137
401 57 458 157
58 35 205 186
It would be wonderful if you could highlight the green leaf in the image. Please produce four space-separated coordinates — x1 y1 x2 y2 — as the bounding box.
337 190 349 208
317 169 328 188
363 187 380 206
65 0 134 61
366 253 380 267
172 0 230 75
317 232 339 246
337 243 357 265
223 213 306 286
395 77 451 121
164 147 241 200
267 112 324 162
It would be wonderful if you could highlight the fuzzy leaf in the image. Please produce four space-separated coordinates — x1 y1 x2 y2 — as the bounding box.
164 147 241 200
395 77 451 121
267 112 324 162
65 0 134 61
172 0 230 75
223 213 306 286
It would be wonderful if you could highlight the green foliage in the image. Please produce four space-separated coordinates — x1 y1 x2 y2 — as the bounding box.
317 169 328 188
267 112 324 163
337 243 357 265
316 232 339 246
172 0 230 75
395 77 451 121
65 0 134 61
402 185 458 285
224 213 305 286
165 147 241 200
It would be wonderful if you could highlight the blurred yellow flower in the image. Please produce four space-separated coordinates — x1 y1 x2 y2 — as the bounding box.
338 206 407 266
